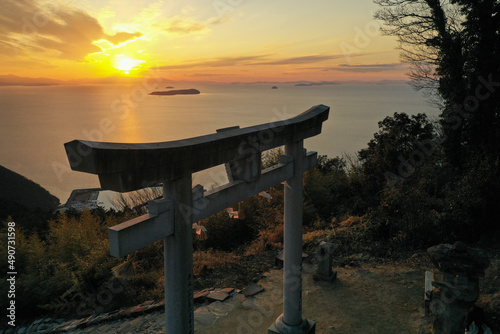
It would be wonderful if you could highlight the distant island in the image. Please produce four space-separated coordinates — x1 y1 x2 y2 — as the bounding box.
150 88 200 96
295 81 341 87
271 86 278 89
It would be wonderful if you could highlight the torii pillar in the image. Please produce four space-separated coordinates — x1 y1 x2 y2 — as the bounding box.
163 175 194 333
268 139 315 334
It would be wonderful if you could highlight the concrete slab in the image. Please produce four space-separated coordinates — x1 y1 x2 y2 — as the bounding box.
242 283 264 297
194 307 217 325
220 287 235 294
207 291 230 302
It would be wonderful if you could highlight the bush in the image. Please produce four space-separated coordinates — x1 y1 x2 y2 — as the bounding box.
197 210 253 251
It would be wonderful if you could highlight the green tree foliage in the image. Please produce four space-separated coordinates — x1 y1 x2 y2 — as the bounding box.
303 156 351 223
358 113 436 205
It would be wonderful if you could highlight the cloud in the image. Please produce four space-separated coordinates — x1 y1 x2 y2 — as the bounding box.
254 54 344 66
161 17 207 35
184 73 229 77
156 53 347 70
105 31 143 45
206 15 231 25
0 0 142 61
326 63 410 72
157 14 231 36
157 55 271 69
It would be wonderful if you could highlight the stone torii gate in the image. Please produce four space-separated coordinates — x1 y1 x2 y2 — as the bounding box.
64 104 329 334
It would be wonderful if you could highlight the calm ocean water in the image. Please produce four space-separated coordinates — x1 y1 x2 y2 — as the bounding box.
0 83 438 204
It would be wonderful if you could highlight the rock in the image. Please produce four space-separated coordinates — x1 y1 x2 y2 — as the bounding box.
431 280 479 302
194 290 210 302
427 242 490 277
207 291 229 302
219 287 235 294
194 307 217 325
137 300 155 308
207 301 234 317
100 309 124 322
241 283 264 297
242 297 257 309
427 242 490 334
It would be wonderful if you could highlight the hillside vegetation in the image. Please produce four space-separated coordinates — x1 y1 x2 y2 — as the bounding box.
0 165 59 232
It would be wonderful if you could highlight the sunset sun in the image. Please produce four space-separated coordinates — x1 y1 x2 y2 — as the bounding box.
112 55 144 74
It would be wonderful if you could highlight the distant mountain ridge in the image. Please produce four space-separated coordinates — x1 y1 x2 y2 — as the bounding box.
0 74 410 87
0 74 64 86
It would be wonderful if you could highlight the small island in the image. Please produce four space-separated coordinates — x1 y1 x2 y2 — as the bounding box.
150 88 200 96
271 86 278 89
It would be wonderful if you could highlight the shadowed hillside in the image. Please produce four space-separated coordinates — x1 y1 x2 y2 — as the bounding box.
0 165 59 230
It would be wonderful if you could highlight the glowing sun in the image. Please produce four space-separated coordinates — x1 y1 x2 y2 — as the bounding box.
113 55 144 74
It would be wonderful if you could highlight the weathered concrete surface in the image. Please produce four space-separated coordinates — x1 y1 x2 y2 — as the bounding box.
64 104 329 192
196 264 427 334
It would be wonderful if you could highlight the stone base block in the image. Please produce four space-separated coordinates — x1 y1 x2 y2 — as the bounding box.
268 315 316 334
313 270 337 283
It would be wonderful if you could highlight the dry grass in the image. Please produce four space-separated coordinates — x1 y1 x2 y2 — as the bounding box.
244 238 267 256
244 224 284 256
303 229 332 252
193 250 241 276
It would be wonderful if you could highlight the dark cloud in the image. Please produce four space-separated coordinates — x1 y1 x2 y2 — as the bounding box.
106 31 143 45
0 0 142 61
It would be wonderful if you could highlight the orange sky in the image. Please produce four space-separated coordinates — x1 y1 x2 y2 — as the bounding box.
1 0 408 83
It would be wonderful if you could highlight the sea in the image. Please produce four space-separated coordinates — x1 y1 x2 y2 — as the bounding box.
0 82 439 206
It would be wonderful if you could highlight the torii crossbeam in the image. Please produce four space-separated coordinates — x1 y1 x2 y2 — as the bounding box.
65 104 330 334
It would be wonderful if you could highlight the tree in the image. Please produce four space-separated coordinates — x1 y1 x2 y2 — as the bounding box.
374 0 500 166
375 0 500 238
358 112 436 205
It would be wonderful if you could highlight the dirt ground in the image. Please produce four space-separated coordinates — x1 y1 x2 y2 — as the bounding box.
196 262 432 334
